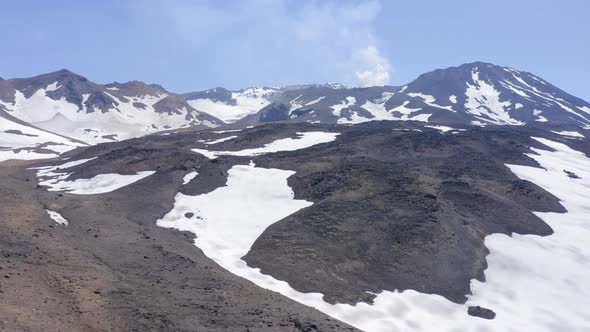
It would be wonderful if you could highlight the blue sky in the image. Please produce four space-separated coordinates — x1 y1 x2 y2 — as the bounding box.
1 0 588 100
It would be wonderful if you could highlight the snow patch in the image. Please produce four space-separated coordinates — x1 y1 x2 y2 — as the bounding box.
182 171 198 185
408 93 455 112
193 132 339 159
46 209 68 225
33 158 154 195
305 96 326 106
213 129 242 134
464 70 523 125
330 97 356 117
0 149 58 162
45 82 61 92
449 95 457 104
39 171 156 195
424 125 458 133
204 136 237 145
551 131 585 138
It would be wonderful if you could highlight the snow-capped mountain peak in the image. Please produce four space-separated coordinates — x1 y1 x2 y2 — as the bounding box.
229 62 590 127
0 70 224 145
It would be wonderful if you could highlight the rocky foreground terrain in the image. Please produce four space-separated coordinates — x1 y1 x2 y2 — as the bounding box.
1 120 588 331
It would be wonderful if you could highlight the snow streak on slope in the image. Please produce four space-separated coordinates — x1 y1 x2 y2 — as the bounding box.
551 130 585 138
408 93 455 112
465 70 523 125
33 157 155 195
159 138 590 332
39 171 155 195
187 88 276 123
192 132 339 159
203 136 237 145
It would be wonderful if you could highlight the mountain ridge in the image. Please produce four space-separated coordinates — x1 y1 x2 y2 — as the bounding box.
1 61 589 162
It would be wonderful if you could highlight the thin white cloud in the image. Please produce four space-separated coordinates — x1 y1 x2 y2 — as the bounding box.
354 46 391 86
140 0 391 87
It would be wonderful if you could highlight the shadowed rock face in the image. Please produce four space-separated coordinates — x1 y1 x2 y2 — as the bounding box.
1 120 584 331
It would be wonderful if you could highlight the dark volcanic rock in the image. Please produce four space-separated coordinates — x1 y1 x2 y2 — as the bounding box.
244 123 567 305
258 103 291 122
564 169 581 179
468 305 496 319
0 156 357 332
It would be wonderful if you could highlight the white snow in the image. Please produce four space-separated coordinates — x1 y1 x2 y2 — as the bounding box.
449 95 457 104
335 93 394 124
515 103 524 109
204 135 237 145
498 72 590 124
424 125 457 133
352 92 430 124
212 129 242 134
330 97 356 117
193 132 339 159
0 149 58 162
46 209 68 225
39 171 155 195
532 109 548 122
305 96 326 106
0 115 82 162
33 157 155 195
187 88 277 123
160 137 590 332
464 70 523 125
551 131 585 138
408 93 455 112
1 85 217 145
554 100 589 121
536 116 548 122
45 82 61 92
182 171 198 185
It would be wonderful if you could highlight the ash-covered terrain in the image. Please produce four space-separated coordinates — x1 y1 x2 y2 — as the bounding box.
1 62 590 332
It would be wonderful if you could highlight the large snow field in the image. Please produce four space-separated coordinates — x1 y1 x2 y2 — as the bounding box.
192 131 339 159
158 136 590 331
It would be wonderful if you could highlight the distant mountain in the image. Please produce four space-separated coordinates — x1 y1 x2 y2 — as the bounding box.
188 62 589 127
1 61 589 162
0 70 224 144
